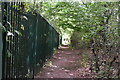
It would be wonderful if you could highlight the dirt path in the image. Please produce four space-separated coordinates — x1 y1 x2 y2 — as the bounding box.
35 46 92 78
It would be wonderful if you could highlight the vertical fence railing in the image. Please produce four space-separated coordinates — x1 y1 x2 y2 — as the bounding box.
0 2 2 80
2 2 7 79
2 2 60 79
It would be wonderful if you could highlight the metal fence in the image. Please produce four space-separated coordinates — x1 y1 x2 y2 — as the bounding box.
0 2 2 80
2 2 59 79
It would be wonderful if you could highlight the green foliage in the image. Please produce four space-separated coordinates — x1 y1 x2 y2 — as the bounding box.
18 2 120 78
71 31 90 49
53 48 57 55
14 30 22 36
41 2 119 78
80 53 89 67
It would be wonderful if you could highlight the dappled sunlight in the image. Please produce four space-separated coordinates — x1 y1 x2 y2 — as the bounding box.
1 1 120 79
35 47 92 78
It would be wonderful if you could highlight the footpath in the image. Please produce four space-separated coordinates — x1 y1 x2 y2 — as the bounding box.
35 46 92 78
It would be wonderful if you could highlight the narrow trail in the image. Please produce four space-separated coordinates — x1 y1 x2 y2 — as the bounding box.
35 46 92 78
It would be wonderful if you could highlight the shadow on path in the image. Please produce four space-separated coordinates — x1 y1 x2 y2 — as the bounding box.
35 46 92 78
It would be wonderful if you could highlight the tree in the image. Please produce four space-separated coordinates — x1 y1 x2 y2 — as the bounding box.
25 2 120 78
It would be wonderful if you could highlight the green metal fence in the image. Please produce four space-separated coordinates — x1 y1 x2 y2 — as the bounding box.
2 2 60 79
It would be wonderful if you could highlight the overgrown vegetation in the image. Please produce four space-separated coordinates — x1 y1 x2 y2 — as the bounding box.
3 1 120 78
33 2 119 78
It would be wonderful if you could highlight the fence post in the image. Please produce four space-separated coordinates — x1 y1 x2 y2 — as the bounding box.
0 2 2 80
